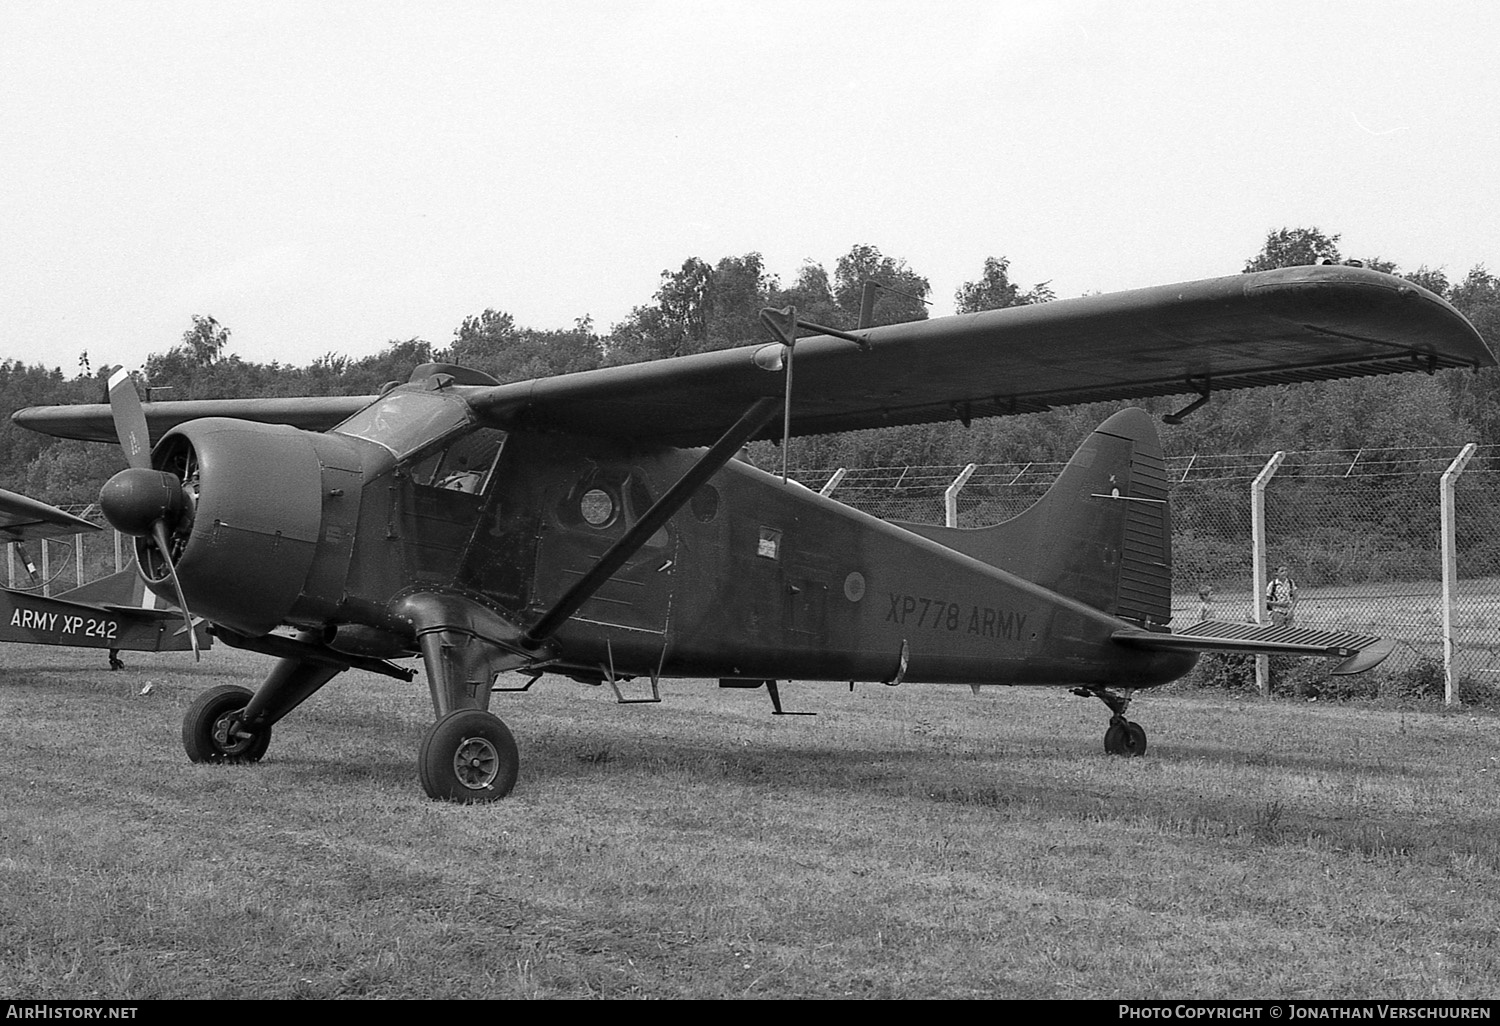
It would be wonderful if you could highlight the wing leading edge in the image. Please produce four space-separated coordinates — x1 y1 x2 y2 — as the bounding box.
13 395 377 445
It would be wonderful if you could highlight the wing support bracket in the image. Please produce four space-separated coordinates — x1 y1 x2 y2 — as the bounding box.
758 306 871 483
1162 378 1211 424
759 305 873 352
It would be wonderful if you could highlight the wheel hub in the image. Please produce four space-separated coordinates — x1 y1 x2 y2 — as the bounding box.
452 736 501 790
211 711 257 757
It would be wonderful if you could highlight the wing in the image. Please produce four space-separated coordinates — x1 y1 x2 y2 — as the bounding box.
0 488 99 542
468 265 1493 446
13 266 1492 448
12 395 377 444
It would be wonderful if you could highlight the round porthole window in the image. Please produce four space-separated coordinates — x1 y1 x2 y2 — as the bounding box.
691 485 720 523
580 488 616 527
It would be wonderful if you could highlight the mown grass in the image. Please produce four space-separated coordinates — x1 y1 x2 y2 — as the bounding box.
3 643 1500 999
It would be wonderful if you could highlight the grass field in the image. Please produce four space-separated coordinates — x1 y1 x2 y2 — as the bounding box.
3 644 1500 999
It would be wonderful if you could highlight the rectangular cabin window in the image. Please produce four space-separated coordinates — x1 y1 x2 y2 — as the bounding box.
757 527 782 560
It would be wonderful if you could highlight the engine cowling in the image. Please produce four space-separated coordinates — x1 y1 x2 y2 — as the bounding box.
138 418 361 636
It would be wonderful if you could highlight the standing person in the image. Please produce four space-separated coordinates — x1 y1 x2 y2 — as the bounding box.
1266 564 1298 626
1197 584 1215 621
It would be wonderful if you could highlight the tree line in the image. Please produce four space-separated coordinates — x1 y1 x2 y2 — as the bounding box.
3 229 1497 519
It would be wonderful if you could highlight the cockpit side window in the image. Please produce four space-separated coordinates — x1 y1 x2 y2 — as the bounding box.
409 428 507 494
332 391 473 459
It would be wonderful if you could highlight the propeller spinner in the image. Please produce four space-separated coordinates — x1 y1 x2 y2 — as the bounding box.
97 369 201 659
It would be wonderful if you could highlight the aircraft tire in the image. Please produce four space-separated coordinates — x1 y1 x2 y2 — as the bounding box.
418 710 519 803
182 685 272 764
1104 720 1147 757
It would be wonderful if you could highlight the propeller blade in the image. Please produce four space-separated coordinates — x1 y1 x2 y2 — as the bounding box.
151 520 200 661
107 368 153 470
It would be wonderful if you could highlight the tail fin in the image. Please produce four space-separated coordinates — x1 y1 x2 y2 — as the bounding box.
55 567 150 607
895 408 1171 627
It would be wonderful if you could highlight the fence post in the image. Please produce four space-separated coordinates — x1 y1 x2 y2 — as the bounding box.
6 542 12 588
819 468 847 497
1252 451 1286 698
945 464 977 528
1441 443 1477 705
41 539 50 597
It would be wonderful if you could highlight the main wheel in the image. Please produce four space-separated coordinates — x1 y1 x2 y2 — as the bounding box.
1104 719 1147 757
183 685 272 763
418 710 519 803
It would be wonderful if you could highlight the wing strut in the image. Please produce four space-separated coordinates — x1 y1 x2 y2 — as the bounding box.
1162 378 1211 424
758 306 871 483
521 396 784 647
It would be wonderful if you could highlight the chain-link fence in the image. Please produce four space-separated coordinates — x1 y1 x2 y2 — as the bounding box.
795 444 1500 686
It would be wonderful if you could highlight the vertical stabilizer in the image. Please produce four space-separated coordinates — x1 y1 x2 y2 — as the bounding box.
894 408 1172 627
55 567 150 607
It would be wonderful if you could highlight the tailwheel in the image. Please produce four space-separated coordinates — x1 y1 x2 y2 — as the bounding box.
1072 686 1148 758
418 710 519 803
1104 718 1148 757
183 684 272 764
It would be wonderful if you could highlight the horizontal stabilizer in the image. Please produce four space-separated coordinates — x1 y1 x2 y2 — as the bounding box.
1113 620 1397 675
0 586 209 653
96 605 182 622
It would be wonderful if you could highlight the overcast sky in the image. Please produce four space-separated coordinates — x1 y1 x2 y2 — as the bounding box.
3 1 1497 375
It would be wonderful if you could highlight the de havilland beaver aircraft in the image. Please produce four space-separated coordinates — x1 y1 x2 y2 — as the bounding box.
13 264 1493 802
0 487 206 662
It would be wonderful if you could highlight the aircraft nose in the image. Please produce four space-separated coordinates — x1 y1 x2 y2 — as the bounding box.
99 466 190 538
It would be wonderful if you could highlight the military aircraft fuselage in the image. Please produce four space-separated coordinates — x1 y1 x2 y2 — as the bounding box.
144 382 1194 693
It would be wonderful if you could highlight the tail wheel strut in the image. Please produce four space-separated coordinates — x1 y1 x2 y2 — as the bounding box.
1072 686 1148 758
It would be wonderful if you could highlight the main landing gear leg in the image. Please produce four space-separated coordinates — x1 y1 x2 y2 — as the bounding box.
414 628 522 803
1071 686 1148 757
